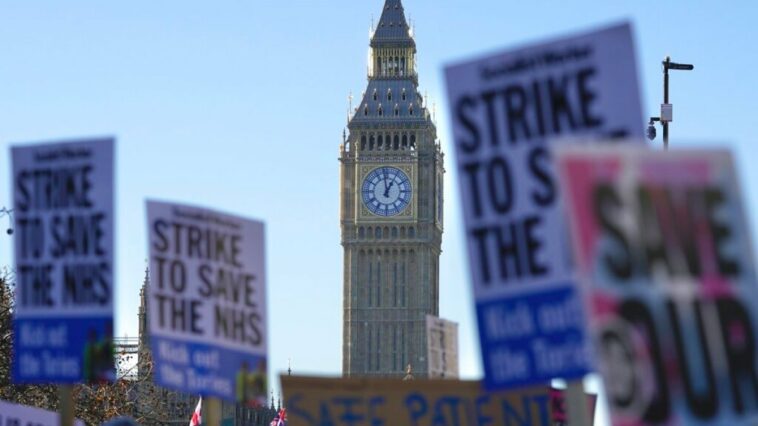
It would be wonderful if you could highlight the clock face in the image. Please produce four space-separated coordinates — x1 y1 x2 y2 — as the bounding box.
362 166 412 217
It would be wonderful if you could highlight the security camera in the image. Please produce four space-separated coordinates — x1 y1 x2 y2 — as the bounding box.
646 118 658 141
6 228 12 235
646 124 656 141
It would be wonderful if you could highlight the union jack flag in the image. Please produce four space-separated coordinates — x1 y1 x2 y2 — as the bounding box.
269 408 287 426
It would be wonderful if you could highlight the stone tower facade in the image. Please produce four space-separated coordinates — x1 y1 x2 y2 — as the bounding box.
340 0 444 378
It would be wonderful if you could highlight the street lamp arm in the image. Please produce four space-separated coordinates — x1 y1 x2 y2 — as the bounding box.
665 62 695 71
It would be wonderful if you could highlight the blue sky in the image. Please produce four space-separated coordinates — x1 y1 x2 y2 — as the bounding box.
2 0 758 423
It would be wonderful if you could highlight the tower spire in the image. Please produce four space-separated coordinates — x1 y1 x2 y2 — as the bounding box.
371 0 414 47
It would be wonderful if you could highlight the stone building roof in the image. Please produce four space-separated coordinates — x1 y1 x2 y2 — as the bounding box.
350 0 434 127
371 0 415 48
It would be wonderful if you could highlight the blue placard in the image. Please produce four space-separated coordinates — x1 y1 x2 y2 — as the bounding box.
476 285 590 390
11 138 115 384
13 317 114 383
151 335 268 403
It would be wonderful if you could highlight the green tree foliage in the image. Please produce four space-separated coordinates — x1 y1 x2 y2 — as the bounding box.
0 268 180 425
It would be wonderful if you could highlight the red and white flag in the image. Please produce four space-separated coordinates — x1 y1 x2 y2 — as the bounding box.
269 408 287 426
189 397 202 426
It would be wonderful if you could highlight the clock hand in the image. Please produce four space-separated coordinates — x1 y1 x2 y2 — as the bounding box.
383 181 394 198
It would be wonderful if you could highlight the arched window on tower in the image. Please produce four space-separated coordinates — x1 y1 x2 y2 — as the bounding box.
376 259 382 308
394 104 399 117
387 90 392 102
373 89 378 101
402 88 407 101
367 325 373 370
378 104 383 117
363 104 368 116
406 250 414 308
369 134 375 151
409 104 414 116
392 326 398 370
375 326 381 371
368 261 373 307
361 135 366 151
377 134 383 150
393 261 398 307
400 57 406 76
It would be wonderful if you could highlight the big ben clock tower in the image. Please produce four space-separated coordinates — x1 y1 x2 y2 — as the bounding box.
340 0 444 378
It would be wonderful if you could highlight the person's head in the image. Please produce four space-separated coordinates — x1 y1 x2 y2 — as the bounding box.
101 417 139 426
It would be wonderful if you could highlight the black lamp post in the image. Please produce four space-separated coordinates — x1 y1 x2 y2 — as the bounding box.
647 56 694 149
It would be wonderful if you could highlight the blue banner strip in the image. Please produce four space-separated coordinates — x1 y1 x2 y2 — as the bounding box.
151 335 267 404
13 316 114 384
476 284 591 390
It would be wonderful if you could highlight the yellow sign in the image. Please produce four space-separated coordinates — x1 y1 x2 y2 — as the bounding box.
281 375 560 426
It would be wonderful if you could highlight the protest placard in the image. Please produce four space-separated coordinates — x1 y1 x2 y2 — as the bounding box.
549 387 597 426
281 375 565 426
444 22 644 390
426 315 459 379
0 400 85 426
557 146 758 424
146 201 266 404
11 138 115 384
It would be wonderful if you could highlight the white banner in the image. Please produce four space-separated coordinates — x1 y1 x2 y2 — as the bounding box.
11 138 115 384
426 315 459 379
0 400 84 426
444 22 643 389
147 200 267 404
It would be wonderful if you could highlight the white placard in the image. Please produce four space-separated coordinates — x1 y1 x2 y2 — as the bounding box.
11 138 115 384
147 200 267 404
557 146 758 425
444 22 643 389
426 315 459 379
0 400 85 426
